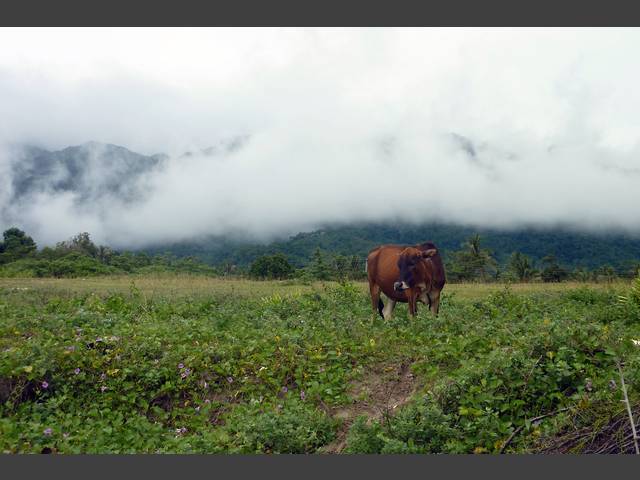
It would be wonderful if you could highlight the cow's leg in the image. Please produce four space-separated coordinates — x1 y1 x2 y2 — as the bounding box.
418 290 431 309
430 290 441 316
369 283 383 318
382 298 396 320
408 291 418 316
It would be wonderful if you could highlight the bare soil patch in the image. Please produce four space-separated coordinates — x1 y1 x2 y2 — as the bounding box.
320 359 419 454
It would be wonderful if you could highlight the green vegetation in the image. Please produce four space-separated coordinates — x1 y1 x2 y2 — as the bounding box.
1 277 640 453
0 228 37 264
2 227 638 284
143 222 640 276
506 251 536 282
249 254 294 280
0 230 217 278
447 233 498 282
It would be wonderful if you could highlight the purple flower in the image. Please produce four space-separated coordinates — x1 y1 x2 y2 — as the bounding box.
204 399 211 404
41 381 49 389
178 363 184 369
43 428 52 436
74 368 80 375
180 372 188 379
100 385 107 392
281 386 288 394
100 373 106 381
184 368 191 375
300 390 306 401
227 376 234 383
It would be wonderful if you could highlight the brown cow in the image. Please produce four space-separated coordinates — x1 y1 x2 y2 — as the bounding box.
366 242 446 319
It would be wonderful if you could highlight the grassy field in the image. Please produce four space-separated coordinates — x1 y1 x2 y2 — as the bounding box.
0 274 627 300
1 275 640 454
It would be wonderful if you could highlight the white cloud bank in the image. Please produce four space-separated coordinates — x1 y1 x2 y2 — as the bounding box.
1 28 640 247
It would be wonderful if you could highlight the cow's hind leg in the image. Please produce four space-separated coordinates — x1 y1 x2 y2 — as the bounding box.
369 283 383 318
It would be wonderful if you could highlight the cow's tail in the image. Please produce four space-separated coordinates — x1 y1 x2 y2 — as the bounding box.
378 298 384 318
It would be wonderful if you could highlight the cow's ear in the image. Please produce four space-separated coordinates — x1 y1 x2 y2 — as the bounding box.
422 249 437 258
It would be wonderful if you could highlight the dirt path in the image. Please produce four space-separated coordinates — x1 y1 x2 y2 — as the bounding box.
320 359 418 454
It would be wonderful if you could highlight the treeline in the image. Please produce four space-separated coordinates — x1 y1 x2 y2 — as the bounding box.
144 222 640 272
1 227 638 282
247 234 640 283
445 234 639 283
246 249 364 281
0 228 216 278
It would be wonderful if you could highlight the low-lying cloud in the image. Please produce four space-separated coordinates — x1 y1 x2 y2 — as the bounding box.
1 28 640 248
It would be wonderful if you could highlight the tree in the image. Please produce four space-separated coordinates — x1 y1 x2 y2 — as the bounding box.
595 264 617 283
507 251 536 282
572 267 592 282
308 248 332 280
540 255 569 283
56 232 98 258
220 261 237 276
0 227 37 264
332 254 349 280
447 234 497 282
97 245 114 264
249 253 294 280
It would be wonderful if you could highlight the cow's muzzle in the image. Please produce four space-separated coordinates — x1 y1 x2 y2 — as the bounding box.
393 281 409 292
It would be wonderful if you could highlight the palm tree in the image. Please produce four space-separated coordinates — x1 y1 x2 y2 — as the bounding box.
508 252 536 282
449 234 498 281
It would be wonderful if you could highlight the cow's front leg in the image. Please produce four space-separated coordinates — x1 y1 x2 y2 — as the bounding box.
407 289 418 316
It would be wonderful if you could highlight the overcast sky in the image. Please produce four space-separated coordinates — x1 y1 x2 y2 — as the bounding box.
1 28 640 247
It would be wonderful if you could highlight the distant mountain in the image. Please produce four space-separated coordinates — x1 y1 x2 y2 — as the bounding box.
8 142 166 204
7 136 251 206
141 222 640 272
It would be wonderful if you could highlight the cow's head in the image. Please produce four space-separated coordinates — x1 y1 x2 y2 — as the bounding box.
393 247 437 292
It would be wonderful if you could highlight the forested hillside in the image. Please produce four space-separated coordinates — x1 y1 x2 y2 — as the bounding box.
143 222 640 272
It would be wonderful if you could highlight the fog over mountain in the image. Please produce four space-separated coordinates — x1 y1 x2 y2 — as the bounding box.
1 28 640 248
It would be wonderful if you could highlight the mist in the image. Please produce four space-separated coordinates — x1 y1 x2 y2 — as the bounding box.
1 27 640 248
